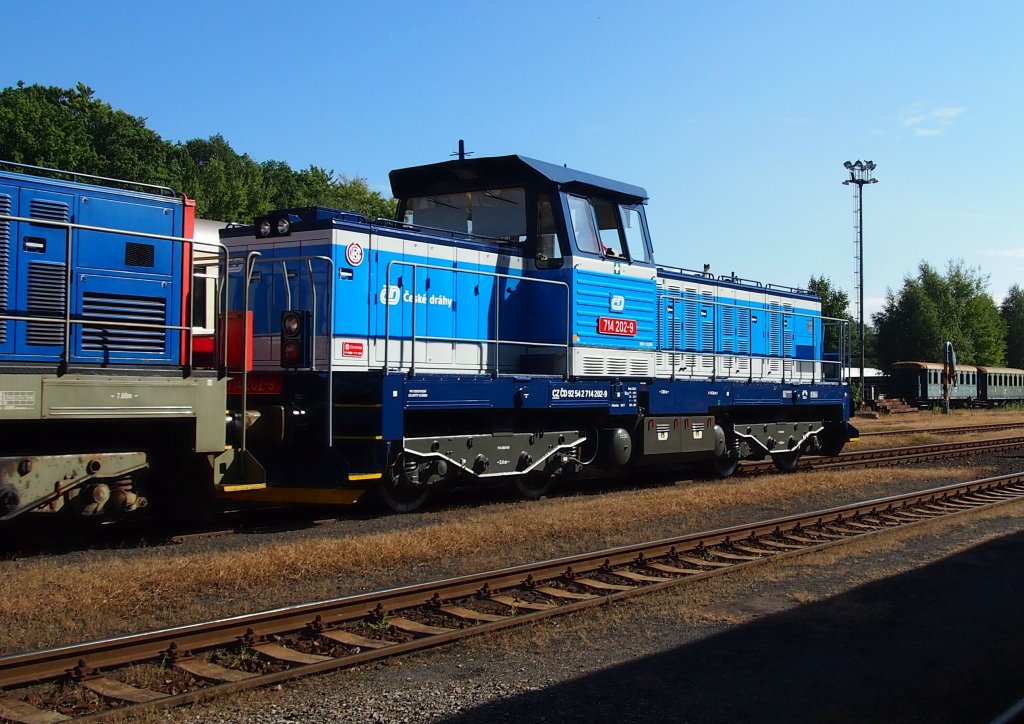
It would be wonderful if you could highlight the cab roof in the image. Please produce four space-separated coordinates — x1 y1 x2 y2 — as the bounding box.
389 154 648 205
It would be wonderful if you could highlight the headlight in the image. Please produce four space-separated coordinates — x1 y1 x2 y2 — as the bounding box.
276 217 291 235
282 312 300 336
258 220 272 238
282 340 300 364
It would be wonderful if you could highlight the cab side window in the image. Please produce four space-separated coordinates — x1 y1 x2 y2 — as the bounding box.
620 206 649 263
535 194 564 269
568 195 601 254
592 199 625 258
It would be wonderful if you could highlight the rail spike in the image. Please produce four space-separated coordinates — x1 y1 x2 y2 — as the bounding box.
238 627 259 648
67 658 95 681
163 641 191 664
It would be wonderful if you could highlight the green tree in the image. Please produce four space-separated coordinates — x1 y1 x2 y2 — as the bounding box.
1001 285 1024 368
0 82 397 222
0 82 171 184
808 275 851 360
873 260 1004 368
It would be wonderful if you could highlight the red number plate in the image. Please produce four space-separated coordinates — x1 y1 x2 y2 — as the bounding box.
597 317 638 336
227 374 283 395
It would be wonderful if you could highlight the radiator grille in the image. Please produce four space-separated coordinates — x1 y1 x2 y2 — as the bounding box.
0 193 9 344
26 262 66 346
29 199 69 222
81 292 167 353
124 242 155 268
581 356 604 376
606 358 628 376
628 358 650 377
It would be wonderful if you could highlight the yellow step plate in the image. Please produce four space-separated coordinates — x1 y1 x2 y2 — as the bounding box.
218 482 268 493
215 486 365 505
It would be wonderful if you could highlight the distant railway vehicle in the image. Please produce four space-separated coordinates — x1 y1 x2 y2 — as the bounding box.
890 361 1024 408
978 366 1024 404
0 153 858 524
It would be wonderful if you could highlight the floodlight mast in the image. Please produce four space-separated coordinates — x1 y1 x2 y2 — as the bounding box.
843 160 878 405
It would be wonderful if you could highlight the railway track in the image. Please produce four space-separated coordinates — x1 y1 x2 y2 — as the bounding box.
746 434 1024 474
3 435 1021 558
2 471 1024 722
858 421 1024 437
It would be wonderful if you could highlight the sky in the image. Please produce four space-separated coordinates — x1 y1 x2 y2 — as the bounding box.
3 0 1023 322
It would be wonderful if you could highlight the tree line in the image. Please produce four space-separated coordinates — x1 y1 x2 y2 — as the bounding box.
811 262 1024 370
0 82 396 222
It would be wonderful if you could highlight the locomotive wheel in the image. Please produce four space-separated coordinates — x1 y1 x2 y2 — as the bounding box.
513 471 553 500
376 476 431 513
377 455 431 513
709 449 739 478
772 448 803 473
818 436 847 457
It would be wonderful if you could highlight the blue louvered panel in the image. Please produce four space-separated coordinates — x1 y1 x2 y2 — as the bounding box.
28 198 69 222
81 293 167 354
25 262 66 347
0 193 9 345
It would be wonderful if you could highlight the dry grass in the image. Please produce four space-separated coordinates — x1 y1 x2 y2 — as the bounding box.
854 408 1024 434
851 426 1024 451
0 461 996 654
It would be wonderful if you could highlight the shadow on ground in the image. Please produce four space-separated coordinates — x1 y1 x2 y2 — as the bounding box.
447 530 1024 724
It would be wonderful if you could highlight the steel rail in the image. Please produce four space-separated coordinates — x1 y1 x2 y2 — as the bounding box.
743 435 1024 475
3 472 1024 721
859 421 1024 438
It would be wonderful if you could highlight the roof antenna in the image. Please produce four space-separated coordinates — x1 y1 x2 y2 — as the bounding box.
451 139 474 161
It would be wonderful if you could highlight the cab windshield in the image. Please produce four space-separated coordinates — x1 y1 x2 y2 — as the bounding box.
403 187 527 242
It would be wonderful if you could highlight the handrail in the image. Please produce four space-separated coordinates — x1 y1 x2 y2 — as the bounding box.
239 251 260 456
383 260 571 380
655 287 850 384
371 217 519 245
0 211 230 374
656 263 814 296
0 160 178 197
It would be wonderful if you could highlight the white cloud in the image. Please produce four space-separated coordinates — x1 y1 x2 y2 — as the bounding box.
898 103 966 137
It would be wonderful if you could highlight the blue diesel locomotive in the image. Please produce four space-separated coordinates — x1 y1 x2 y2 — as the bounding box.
0 153 856 521
0 161 239 523
220 154 856 511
